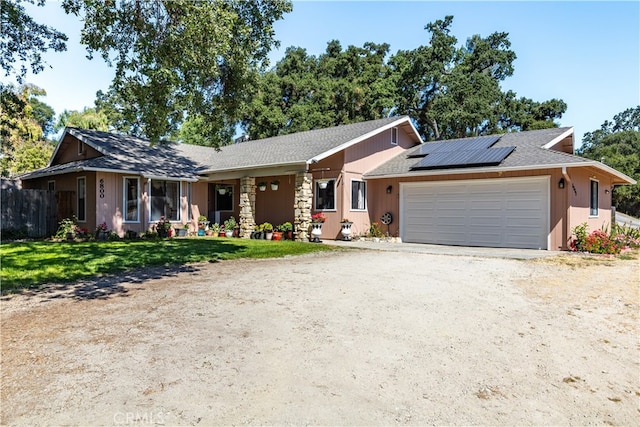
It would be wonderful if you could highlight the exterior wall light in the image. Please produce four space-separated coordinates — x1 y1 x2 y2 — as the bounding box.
558 178 565 189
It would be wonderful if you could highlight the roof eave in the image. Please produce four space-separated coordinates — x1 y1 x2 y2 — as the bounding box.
541 127 574 150
365 161 636 184
66 127 110 156
46 128 69 167
199 161 307 176
21 165 198 182
308 116 422 164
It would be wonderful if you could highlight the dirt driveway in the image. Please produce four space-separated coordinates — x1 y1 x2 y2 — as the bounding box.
1 248 638 425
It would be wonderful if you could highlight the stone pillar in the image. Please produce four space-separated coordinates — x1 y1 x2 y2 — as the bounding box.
294 172 313 242
239 176 256 238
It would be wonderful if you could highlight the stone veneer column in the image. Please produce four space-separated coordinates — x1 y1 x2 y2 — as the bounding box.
294 172 313 242
238 176 256 238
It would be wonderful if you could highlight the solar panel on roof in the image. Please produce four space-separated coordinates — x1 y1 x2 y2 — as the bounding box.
408 135 501 158
410 146 515 170
470 146 515 165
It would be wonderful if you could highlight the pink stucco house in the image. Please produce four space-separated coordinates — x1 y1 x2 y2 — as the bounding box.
20 116 635 250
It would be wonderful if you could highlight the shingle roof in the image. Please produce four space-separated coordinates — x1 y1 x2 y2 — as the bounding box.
21 117 418 180
22 128 200 180
365 127 595 178
176 116 414 173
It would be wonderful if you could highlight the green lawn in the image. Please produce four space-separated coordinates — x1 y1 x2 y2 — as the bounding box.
0 238 336 292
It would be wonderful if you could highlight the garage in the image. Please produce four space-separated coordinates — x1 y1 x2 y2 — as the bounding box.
400 177 549 249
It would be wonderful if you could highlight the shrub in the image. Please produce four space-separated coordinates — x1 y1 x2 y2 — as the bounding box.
611 223 640 249
1 227 29 241
569 222 638 255
368 222 385 238
55 216 78 239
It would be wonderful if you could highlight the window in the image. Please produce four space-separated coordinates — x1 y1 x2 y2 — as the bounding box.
150 180 180 221
315 179 335 210
391 127 398 145
124 177 140 222
590 179 599 216
351 180 366 210
216 186 233 211
77 177 86 222
47 180 55 191
78 140 85 155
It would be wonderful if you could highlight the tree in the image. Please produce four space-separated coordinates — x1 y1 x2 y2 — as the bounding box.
1 0 68 83
0 83 54 176
242 41 395 139
244 16 566 141
56 108 109 132
60 0 292 145
389 16 564 141
497 92 567 132
577 107 640 216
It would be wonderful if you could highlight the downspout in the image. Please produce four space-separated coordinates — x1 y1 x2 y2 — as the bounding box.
562 166 572 250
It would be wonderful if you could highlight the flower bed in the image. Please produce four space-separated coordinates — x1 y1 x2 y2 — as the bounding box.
570 222 640 255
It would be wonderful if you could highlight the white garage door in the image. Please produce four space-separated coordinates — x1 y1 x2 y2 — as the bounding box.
401 177 549 249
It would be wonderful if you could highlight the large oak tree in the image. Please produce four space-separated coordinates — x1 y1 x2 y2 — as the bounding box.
244 15 566 142
1 0 68 83
242 41 395 139
60 0 291 145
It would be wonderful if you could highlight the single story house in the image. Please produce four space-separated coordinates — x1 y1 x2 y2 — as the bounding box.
19 116 635 250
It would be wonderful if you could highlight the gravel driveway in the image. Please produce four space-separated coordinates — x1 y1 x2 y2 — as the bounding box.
1 248 638 425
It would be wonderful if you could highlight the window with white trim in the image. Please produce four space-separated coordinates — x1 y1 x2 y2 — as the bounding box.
77 177 86 222
150 180 180 221
124 177 140 222
315 179 335 210
351 180 366 210
590 179 599 217
391 127 398 145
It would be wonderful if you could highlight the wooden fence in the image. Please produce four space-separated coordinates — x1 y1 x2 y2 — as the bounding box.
1 188 57 238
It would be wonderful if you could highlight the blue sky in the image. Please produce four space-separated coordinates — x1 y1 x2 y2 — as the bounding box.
19 1 640 147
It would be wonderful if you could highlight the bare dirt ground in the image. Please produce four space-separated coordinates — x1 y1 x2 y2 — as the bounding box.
1 248 638 426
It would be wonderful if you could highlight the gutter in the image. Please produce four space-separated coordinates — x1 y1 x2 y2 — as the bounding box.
199 161 307 176
365 161 636 184
21 166 198 182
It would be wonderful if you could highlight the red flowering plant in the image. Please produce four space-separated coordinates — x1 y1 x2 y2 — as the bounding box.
96 222 108 232
311 213 326 223
153 216 173 238
570 223 623 255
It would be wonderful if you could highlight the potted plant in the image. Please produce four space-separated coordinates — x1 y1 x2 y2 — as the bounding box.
310 213 326 243
210 222 220 237
224 216 237 237
252 223 263 239
96 221 109 240
155 216 172 238
257 181 267 192
278 221 293 240
177 223 189 237
270 180 279 191
340 218 353 241
261 222 274 240
197 215 209 236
